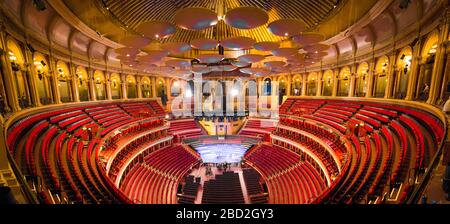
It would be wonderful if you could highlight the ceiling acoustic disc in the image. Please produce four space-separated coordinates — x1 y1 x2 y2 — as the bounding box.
224 6 269 29
191 66 211 74
196 54 224 64
136 21 177 39
292 33 325 46
307 51 328 59
271 48 298 57
119 35 151 48
174 8 218 30
231 61 251 67
303 44 331 53
264 61 286 68
190 38 219 50
114 47 139 56
161 42 192 54
253 41 280 51
220 36 256 50
237 54 265 63
165 59 191 68
268 19 306 37
240 68 271 76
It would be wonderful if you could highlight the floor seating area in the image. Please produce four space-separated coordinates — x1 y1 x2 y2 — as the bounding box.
6 100 165 204
242 168 268 204
120 145 200 204
177 175 200 204
201 171 245 204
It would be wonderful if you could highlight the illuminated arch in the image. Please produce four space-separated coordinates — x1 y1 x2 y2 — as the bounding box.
355 62 369 97
337 67 350 96
33 52 53 104
56 60 72 102
76 66 90 101
307 72 318 96
322 70 333 96
94 70 106 100
110 73 121 99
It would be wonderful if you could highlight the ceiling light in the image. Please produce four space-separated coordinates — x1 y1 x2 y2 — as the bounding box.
231 88 238 96
126 54 130 57
284 32 289 36
155 34 159 38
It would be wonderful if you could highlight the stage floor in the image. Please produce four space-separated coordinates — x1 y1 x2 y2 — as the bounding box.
191 143 251 164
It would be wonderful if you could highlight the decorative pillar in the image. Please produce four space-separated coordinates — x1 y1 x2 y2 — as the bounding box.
0 32 21 112
105 72 112 100
332 69 339 97
165 77 171 102
405 41 422 101
136 75 142 98
427 15 450 104
316 71 323 96
121 74 127 100
69 62 80 102
348 64 357 97
87 67 96 101
286 74 291 96
385 54 397 99
366 60 376 98
48 57 62 104
151 76 157 98
23 45 41 107
439 55 450 101
301 74 307 96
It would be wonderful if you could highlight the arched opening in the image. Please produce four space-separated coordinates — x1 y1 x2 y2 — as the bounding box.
278 77 287 105
322 71 333 96
337 67 350 96
307 73 317 96
355 62 369 97
156 78 166 97
7 39 32 108
416 31 439 101
33 52 53 105
373 56 389 98
94 70 106 100
263 78 272 96
76 66 90 101
292 75 302 96
110 73 121 99
171 79 182 97
127 75 137 98
141 77 152 98
393 47 412 99
56 61 73 103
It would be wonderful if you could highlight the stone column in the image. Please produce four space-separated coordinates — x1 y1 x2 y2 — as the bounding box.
427 16 449 104
151 76 157 98
105 72 112 100
286 74 291 96
48 57 62 104
332 69 339 97
136 75 143 98
69 62 80 102
87 67 96 101
385 54 397 99
23 46 41 107
165 77 172 102
348 64 357 97
405 41 422 101
439 56 450 101
0 27 20 112
316 71 323 96
121 74 127 100
301 74 307 96
366 60 376 98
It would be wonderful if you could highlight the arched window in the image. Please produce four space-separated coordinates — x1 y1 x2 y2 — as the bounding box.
110 73 121 99
141 77 152 98
338 67 350 96
126 75 137 98
76 66 90 101
373 56 389 98
416 31 439 101
355 62 369 97
33 52 53 105
263 78 272 96
94 70 106 100
307 73 317 96
393 47 412 99
292 75 302 96
56 61 73 103
322 71 333 96
156 78 166 97
7 39 31 108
